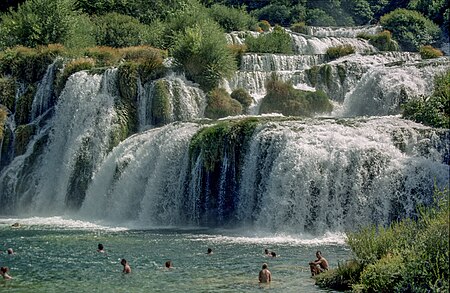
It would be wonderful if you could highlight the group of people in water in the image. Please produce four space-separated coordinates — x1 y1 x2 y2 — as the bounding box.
2 239 328 283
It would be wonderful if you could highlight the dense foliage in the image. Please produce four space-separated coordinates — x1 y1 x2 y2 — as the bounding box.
259 75 333 117
402 70 450 128
315 187 449 292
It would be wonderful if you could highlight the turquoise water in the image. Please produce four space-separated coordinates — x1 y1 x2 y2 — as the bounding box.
1 217 351 292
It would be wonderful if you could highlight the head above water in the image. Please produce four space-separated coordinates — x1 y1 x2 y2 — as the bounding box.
0 267 8 273
165 260 172 268
262 263 268 269
7 248 13 254
316 251 322 257
271 251 277 257
121 259 127 265
207 248 212 254
264 249 269 254
98 243 104 250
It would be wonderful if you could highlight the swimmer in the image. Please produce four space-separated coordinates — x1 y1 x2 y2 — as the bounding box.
7 248 14 255
0 267 13 280
259 263 272 283
207 248 213 255
97 243 105 253
121 258 131 274
264 249 270 255
270 251 277 257
165 260 173 269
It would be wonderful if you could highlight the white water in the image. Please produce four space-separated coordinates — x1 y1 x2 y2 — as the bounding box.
1 25 449 235
29 70 118 214
31 59 60 120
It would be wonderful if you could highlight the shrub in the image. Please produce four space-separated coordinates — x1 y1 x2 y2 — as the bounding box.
0 45 65 83
93 12 153 48
358 30 399 51
171 19 237 91
0 0 71 48
151 79 171 126
360 254 406 292
245 27 293 54
306 9 336 26
83 47 120 67
419 45 444 59
0 77 16 111
63 13 96 50
231 88 253 112
208 4 255 32
252 4 292 26
258 20 271 32
290 22 308 34
402 70 449 128
380 9 441 51
227 44 247 68
326 45 355 60
204 88 242 119
315 259 364 291
259 76 333 117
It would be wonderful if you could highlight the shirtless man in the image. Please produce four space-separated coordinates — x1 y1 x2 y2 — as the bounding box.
259 263 272 283
309 251 329 276
0 267 13 280
97 243 105 253
121 259 131 274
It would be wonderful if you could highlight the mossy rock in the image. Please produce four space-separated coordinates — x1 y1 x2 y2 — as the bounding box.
326 44 355 61
55 57 95 95
0 77 16 111
14 124 37 156
15 85 36 125
259 77 332 116
205 88 242 120
110 100 137 150
0 107 8 140
117 62 139 102
151 79 171 126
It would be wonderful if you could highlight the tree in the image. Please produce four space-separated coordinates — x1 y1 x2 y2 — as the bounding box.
380 9 441 51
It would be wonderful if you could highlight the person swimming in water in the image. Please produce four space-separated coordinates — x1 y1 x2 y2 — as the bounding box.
121 258 131 274
97 243 105 253
207 248 213 255
0 267 13 280
165 260 173 269
259 263 272 283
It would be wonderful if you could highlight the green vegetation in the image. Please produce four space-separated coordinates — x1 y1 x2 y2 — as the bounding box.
0 106 7 139
151 79 172 126
402 70 449 128
419 45 444 59
230 88 253 113
0 77 15 111
326 45 355 61
259 75 333 117
204 88 242 119
14 124 36 156
171 19 237 91
380 9 441 52
316 187 449 292
189 117 259 171
358 30 399 52
245 27 293 54
208 4 255 32
290 22 308 34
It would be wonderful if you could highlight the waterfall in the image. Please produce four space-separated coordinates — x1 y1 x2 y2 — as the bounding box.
30 59 60 120
73 117 449 233
304 25 382 37
137 74 206 130
29 70 118 214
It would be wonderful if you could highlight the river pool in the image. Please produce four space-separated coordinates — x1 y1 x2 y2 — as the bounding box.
1 217 351 292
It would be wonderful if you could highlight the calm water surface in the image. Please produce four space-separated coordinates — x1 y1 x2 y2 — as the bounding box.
0 217 351 292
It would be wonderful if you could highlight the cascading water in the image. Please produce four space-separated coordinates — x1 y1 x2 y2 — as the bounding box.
0 25 449 235
30 59 60 120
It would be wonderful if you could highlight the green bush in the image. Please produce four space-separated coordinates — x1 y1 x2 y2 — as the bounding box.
230 88 253 112
252 4 292 26
315 259 364 291
290 22 308 34
258 20 271 32
326 45 355 60
83 46 120 66
360 254 405 292
358 30 399 51
419 45 444 59
380 9 441 51
402 70 449 128
0 0 81 49
0 45 65 83
245 27 293 54
322 187 449 292
306 8 336 26
151 79 171 126
94 12 153 48
208 4 255 32
171 19 237 91
259 76 333 117
204 88 242 119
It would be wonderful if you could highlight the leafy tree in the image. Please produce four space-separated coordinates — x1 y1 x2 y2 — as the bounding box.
408 0 448 26
342 0 374 25
380 9 441 51
251 4 292 26
0 0 81 49
171 19 237 91
208 4 256 32
306 8 336 26
93 12 152 48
